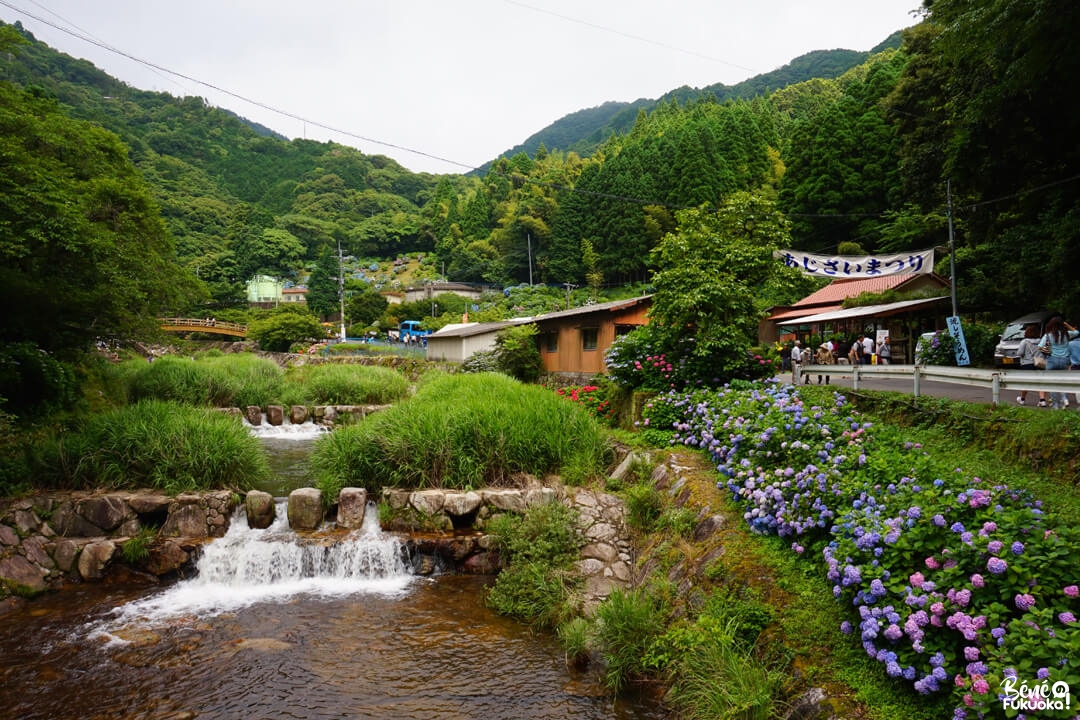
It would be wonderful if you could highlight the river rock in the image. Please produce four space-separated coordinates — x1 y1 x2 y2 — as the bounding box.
244 405 262 425
76 496 130 533
410 490 445 516
126 492 173 516
22 536 54 570
245 491 276 529
442 491 481 517
290 405 309 424
481 489 526 513
0 555 48 595
51 539 79 572
462 552 501 574
160 504 207 537
143 539 190 576
0 524 18 546
382 489 411 510
287 488 324 531
337 488 368 530
78 540 116 580
266 405 284 426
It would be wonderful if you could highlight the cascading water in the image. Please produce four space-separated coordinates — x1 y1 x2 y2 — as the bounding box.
90 500 413 642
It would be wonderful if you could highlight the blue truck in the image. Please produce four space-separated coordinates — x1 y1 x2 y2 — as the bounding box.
398 320 430 343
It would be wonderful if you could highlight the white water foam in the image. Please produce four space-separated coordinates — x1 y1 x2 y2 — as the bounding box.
243 415 329 439
88 501 413 643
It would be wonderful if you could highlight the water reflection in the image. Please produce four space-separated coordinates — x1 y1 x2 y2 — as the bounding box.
0 576 666 719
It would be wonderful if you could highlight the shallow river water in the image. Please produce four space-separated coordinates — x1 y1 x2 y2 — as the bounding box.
0 425 667 720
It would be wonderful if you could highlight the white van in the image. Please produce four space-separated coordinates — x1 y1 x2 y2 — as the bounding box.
994 311 1054 367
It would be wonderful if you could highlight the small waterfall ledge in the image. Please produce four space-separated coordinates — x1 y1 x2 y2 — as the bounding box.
1 482 636 611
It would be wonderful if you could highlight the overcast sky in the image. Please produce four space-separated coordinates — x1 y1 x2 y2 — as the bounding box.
1 0 922 174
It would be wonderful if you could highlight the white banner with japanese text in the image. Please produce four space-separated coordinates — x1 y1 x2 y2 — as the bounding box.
773 249 935 278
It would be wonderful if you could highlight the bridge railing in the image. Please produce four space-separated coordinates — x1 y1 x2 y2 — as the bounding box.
159 317 248 334
795 363 1080 406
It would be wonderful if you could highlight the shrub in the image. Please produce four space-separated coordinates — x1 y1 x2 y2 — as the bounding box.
485 501 585 629
249 309 325 352
595 588 669 693
293 364 409 405
494 324 544 383
311 373 611 496
554 384 617 425
29 400 269 492
0 343 78 418
625 482 664 532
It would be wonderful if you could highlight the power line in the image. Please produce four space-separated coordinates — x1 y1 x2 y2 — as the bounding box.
0 0 477 172
502 0 758 75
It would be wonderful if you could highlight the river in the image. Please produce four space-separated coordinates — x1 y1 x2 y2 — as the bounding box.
0 420 667 720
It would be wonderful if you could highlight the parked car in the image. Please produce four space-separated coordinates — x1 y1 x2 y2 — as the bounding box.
993 311 1055 367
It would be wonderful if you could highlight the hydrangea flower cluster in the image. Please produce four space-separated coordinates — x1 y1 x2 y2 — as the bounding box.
642 382 1080 719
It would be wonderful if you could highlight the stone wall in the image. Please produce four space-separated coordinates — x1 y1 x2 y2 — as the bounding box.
2 482 638 613
0 490 237 600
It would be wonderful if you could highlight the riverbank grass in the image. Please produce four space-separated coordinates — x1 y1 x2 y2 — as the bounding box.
311 373 612 497
30 400 269 492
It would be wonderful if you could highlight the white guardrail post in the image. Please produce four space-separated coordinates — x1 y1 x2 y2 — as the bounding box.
787 363 1080 406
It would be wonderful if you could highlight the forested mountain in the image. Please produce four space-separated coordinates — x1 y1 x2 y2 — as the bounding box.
3 0 1079 359
487 33 902 172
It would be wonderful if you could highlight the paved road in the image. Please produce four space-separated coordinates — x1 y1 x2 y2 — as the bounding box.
791 370 1079 409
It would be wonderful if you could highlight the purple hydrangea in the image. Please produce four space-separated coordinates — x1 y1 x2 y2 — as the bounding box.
1014 593 1036 611
987 557 1008 575
1010 541 1025 555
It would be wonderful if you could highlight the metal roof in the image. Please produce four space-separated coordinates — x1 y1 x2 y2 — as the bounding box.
777 296 948 326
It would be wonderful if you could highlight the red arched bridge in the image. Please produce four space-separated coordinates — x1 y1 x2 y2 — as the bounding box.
159 317 248 337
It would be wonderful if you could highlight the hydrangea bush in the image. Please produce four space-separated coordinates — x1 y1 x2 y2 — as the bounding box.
643 382 1080 719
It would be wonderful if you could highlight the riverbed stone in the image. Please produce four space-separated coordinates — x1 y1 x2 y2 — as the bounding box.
244 405 262 425
382 488 411 510
462 552 500 574
442 491 481 517
266 405 284 426
160 504 207 537
410 490 445 516
287 488 324 532
21 536 54 570
290 405 310 424
481 489 525 513
126 492 172 516
337 488 368 530
0 555 48 595
51 539 79 573
0 524 18 546
245 491 276 529
78 540 116 580
13 508 40 535
76 496 130 532
143 539 190 576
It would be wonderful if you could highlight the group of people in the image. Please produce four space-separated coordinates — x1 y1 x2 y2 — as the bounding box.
1016 313 1080 409
786 334 891 385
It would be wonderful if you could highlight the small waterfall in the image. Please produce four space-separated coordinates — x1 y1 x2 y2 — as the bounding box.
244 414 328 439
90 501 413 641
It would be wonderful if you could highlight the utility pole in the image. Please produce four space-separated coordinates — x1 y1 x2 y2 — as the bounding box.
947 180 957 317
527 233 533 286
562 282 577 310
337 238 346 342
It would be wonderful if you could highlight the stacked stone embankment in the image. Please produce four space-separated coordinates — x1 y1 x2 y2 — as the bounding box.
2 477 641 613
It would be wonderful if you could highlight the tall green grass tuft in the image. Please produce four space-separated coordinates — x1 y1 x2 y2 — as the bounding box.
311 373 612 497
594 587 669 693
29 400 269 493
289 364 410 405
124 355 288 408
485 500 585 629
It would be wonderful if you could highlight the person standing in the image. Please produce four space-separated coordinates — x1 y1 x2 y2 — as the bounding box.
814 343 834 384
835 337 851 365
861 334 875 364
1016 323 1046 406
1039 316 1078 409
1069 329 1080 407
790 340 803 385
876 336 891 364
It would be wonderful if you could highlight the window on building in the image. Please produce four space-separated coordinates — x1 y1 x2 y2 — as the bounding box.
545 332 558 353
582 327 598 351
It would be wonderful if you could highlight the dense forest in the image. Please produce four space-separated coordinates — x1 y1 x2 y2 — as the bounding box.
2 0 1079 363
